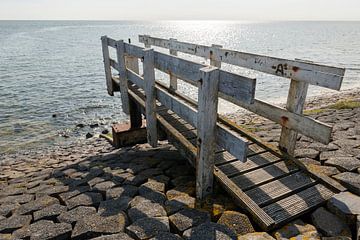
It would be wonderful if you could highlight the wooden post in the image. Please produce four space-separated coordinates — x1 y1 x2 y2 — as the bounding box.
169 38 178 91
143 35 151 48
143 48 158 147
210 44 222 68
125 55 142 129
101 36 114 96
196 66 220 200
116 40 130 115
279 79 309 155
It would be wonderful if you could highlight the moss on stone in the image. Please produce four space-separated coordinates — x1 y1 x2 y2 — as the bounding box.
329 99 360 110
303 108 327 115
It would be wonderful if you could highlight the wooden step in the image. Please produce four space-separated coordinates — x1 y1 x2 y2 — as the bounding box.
245 171 316 207
218 152 282 177
231 161 299 191
263 184 334 226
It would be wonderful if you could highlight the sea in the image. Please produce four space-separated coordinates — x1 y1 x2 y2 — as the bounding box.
1 21 359 155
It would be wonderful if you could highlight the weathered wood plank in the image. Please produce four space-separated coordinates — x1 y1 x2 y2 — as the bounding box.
126 69 144 88
101 36 114 96
139 35 345 90
196 67 219 199
169 38 178 91
126 55 142 129
143 48 158 147
263 184 334 226
279 80 309 154
218 152 282 177
116 40 130 114
245 171 316 207
231 161 299 191
210 44 222 68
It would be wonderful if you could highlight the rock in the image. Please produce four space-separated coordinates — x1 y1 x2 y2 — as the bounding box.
65 192 103 209
327 191 360 224
124 174 148 186
76 123 85 128
14 195 59 215
320 150 352 162
126 217 170 240
164 194 196 215
149 232 182 240
306 164 340 176
139 181 165 195
29 220 72 240
273 219 320 240
166 186 195 200
92 232 134 240
106 185 138 199
0 203 20 217
58 186 91 202
217 211 255 235
325 156 360 172
333 172 360 195
90 123 99 128
57 206 96 225
140 191 167 205
101 129 109 134
299 158 321 166
128 201 167 222
0 214 32 233
93 181 116 195
182 222 237 240
357 215 360 240
33 204 67 221
238 232 275 240
98 196 131 216
311 207 351 237
294 149 319 159
86 132 93 139
0 194 34 205
52 114 57 118
72 212 127 239
169 208 210 233
35 185 69 198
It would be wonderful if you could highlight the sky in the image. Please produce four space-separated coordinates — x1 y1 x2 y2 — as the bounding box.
0 0 359 21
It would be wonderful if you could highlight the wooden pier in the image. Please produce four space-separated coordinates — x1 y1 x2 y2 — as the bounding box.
101 35 346 230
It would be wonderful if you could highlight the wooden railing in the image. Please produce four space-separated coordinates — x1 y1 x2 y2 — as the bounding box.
101 35 259 198
138 35 346 155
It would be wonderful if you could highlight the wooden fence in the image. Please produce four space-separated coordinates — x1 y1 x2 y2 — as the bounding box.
138 35 346 155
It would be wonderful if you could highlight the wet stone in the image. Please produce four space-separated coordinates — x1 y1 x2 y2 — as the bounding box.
238 232 275 240
14 195 59 215
92 232 134 240
182 222 237 240
0 194 34 205
33 204 67 221
72 212 127 239
128 201 167 222
311 207 351 238
98 196 131 216
333 172 360 195
217 211 255 235
0 214 32 233
29 220 72 240
169 208 210 233
65 192 103 209
272 219 320 240
57 206 97 225
326 156 360 172
327 191 360 224
164 194 196 215
126 217 170 240
106 185 138 199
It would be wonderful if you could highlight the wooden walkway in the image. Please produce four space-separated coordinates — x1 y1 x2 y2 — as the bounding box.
101 35 346 230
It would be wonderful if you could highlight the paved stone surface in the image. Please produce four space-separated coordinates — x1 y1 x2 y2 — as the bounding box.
126 217 170 240
311 207 351 238
57 206 97 225
327 191 360 224
0 214 32 233
169 208 210 233
92 232 135 239
33 203 67 221
128 201 167 222
149 232 182 240
182 222 237 240
0 203 20 217
14 195 59 215
164 194 196 215
217 211 255 235
98 196 131 216
333 172 360 195
238 232 275 240
272 219 320 240
106 185 138 199
29 220 72 240
65 192 103 209
72 212 127 239
325 156 360 172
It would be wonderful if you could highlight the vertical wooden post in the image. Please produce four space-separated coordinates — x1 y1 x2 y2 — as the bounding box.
101 36 114 96
143 48 158 147
210 44 222 68
196 66 220 200
169 38 178 91
116 40 130 115
279 80 309 155
125 54 142 129
143 35 151 48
